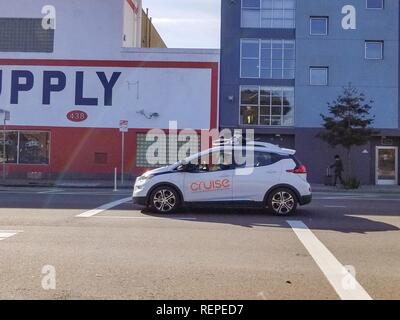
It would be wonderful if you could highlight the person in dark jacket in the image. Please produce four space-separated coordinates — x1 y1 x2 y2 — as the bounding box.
330 155 344 186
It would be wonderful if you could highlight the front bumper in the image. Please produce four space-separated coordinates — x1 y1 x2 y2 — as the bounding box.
132 196 147 206
299 194 312 206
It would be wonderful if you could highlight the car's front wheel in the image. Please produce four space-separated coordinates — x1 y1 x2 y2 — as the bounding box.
267 188 298 215
149 186 180 214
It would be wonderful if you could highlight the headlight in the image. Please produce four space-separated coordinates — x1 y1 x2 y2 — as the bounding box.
136 174 154 183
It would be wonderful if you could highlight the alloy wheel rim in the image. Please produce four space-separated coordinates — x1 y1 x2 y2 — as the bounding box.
271 191 294 215
153 189 176 212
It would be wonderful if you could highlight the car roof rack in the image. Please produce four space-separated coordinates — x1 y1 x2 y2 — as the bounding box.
213 135 296 155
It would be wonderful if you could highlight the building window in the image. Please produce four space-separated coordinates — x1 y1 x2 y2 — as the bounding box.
0 132 18 164
241 40 260 78
365 41 383 59
0 18 54 53
240 39 295 79
19 132 50 164
310 17 328 35
0 131 50 165
136 133 200 168
366 0 384 9
240 86 294 127
310 67 328 85
241 0 296 29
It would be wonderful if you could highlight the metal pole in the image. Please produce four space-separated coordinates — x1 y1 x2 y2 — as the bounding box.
121 131 125 185
114 167 118 192
2 118 6 180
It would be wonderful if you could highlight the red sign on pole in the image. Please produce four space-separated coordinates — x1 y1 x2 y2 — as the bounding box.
119 120 129 132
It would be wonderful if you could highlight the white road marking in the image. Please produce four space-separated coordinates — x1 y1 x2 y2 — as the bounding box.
93 216 197 221
0 230 23 241
38 189 65 194
76 197 132 218
287 220 372 300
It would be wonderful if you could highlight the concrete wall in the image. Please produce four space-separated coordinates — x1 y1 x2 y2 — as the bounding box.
0 1 219 179
123 0 142 48
296 0 399 129
0 0 124 60
219 0 400 184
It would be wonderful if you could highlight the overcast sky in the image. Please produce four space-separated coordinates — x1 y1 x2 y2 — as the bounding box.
142 0 221 49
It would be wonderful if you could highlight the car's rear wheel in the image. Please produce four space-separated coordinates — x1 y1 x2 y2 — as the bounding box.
267 188 298 215
149 186 180 214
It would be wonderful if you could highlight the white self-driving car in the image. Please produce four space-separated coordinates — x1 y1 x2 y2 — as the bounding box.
133 140 312 215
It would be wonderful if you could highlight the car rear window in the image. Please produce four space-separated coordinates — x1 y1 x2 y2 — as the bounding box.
290 155 303 166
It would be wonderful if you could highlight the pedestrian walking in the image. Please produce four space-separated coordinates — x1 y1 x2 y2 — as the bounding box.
330 155 344 187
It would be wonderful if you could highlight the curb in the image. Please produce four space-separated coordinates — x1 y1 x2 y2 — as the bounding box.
312 187 400 194
0 182 134 189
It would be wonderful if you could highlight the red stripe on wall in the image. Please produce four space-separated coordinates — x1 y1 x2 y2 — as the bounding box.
0 59 216 69
4 127 209 177
126 0 139 13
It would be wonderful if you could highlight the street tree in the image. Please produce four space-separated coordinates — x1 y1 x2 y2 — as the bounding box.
318 84 378 181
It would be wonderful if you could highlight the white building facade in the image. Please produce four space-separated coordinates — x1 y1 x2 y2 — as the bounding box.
0 0 219 179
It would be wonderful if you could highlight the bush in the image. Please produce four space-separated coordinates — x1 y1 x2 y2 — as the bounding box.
344 177 361 189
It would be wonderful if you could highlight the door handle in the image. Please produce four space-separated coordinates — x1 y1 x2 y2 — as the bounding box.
266 171 278 174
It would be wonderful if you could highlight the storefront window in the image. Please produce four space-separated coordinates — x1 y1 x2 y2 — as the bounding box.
240 86 294 126
0 131 18 163
19 132 50 164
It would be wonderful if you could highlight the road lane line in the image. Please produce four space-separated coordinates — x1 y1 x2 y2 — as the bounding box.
93 216 197 221
0 230 23 241
76 197 132 218
38 189 65 194
287 220 372 300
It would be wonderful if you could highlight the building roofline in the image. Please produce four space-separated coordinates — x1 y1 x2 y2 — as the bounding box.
121 48 220 55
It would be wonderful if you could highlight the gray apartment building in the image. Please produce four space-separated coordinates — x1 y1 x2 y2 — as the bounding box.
220 0 400 185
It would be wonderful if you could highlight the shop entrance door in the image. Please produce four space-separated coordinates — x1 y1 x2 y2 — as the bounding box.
376 147 398 185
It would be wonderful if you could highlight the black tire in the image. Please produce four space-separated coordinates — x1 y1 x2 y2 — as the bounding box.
267 188 298 216
149 186 180 214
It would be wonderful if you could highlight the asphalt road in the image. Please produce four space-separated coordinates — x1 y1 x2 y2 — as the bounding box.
0 187 399 300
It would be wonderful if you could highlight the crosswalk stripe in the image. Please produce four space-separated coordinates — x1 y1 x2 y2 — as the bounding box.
0 230 23 241
76 197 132 218
287 220 372 300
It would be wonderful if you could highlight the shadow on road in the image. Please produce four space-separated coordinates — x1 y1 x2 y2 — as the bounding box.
140 206 400 235
0 190 398 234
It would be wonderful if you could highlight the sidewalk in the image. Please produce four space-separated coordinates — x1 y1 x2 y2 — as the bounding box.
0 179 135 189
1 179 400 194
312 184 400 194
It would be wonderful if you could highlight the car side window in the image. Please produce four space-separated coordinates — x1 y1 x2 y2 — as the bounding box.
234 151 285 168
189 150 234 173
254 152 273 167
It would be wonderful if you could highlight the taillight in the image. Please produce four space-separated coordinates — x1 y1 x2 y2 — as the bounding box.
287 165 307 174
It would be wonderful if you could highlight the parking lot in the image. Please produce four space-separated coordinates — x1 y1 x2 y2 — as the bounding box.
0 187 399 300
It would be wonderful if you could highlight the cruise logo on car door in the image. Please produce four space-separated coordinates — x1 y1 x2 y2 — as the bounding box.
190 179 231 193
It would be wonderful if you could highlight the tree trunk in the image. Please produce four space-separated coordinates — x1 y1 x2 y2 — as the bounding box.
346 148 352 179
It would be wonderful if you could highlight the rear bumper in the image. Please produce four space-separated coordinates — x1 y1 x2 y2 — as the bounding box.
132 196 147 206
299 194 312 206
